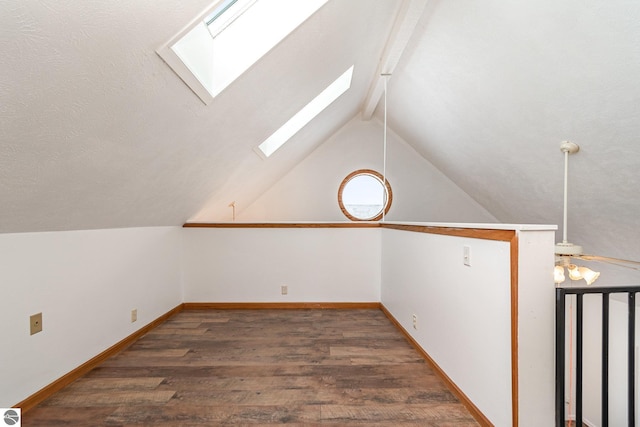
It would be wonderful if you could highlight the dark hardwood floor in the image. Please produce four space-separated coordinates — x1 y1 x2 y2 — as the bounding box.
23 309 480 426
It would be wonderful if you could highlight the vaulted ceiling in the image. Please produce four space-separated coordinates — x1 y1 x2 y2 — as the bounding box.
1 0 639 283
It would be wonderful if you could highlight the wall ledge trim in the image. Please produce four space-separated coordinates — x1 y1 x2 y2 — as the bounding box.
183 221 555 232
381 223 515 241
183 222 380 228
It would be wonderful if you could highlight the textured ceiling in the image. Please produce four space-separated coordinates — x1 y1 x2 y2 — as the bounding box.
1 0 639 282
383 0 640 283
0 0 401 232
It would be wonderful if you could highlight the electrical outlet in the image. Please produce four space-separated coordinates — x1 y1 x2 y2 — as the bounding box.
463 245 471 266
281 285 288 295
131 309 137 323
30 312 43 335
412 314 417 330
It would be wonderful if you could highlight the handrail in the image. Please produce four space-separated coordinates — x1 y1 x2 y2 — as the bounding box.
556 285 640 426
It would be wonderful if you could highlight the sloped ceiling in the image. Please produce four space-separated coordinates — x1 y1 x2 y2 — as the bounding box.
383 0 640 282
0 0 402 232
1 0 639 282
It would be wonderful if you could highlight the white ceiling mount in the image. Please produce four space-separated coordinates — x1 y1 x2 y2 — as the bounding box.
560 141 580 154
556 140 582 256
555 242 584 256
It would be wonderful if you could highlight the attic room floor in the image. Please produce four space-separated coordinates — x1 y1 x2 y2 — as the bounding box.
23 309 479 426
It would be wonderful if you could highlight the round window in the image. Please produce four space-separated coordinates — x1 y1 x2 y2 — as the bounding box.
338 169 392 221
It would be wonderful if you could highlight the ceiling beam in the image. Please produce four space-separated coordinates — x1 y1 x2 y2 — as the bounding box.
361 0 430 120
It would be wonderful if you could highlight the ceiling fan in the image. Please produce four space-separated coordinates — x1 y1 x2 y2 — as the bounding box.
554 141 640 285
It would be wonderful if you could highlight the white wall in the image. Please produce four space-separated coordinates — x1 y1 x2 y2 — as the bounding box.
181 227 380 302
2 221 557 424
239 118 497 223
515 230 556 427
0 227 182 407
381 228 513 426
182 224 556 425
380 226 556 426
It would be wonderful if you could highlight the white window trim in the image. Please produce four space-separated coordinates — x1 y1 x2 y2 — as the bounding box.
156 13 215 105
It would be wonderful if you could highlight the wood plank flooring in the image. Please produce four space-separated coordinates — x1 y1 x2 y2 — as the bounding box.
23 309 480 426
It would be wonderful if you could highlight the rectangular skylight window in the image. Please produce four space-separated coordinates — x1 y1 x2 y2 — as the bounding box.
157 0 329 104
258 65 355 158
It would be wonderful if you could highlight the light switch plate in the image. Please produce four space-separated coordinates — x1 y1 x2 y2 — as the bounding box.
463 245 471 266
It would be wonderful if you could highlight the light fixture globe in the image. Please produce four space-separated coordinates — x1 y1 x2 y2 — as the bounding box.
554 266 566 284
567 264 583 281
578 267 600 285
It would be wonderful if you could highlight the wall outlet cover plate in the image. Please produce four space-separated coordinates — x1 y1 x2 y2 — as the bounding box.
30 312 43 335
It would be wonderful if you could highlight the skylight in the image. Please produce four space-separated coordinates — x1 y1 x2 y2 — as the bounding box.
258 65 354 158
157 0 329 104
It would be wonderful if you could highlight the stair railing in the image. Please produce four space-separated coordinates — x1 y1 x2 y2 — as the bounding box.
556 286 640 427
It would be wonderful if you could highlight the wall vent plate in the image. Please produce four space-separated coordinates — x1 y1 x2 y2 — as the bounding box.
30 312 43 335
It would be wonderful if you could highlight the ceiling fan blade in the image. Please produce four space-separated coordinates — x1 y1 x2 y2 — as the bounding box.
580 254 640 265
578 254 640 270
